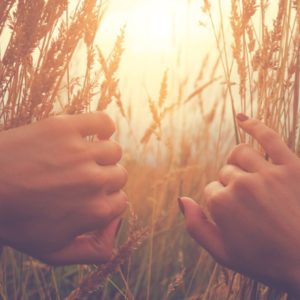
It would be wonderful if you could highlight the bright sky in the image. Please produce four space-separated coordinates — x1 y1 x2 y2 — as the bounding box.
95 0 225 123
1 0 279 135
100 0 206 52
1 0 225 129
94 0 279 113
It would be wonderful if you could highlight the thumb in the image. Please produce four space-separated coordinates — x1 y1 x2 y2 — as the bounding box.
179 197 229 266
41 218 121 266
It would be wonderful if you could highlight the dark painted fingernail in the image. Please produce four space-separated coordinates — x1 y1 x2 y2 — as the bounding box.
116 219 122 236
236 113 249 122
178 198 185 215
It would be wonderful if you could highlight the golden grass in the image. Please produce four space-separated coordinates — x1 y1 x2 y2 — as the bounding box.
0 0 300 299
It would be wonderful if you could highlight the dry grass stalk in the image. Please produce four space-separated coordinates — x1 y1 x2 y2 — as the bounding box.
0 0 107 129
97 25 126 117
65 226 150 300
0 1 299 299
165 251 186 299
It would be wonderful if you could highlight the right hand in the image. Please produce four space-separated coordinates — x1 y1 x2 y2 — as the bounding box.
0 112 128 265
179 116 300 296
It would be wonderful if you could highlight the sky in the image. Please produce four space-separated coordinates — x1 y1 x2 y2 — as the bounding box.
95 0 278 90
96 0 219 82
1 0 279 133
94 0 225 122
93 0 280 120
1 0 225 129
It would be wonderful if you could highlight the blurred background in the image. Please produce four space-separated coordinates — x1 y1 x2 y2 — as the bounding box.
0 0 298 299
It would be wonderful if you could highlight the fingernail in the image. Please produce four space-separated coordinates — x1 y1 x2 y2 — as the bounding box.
178 198 185 215
116 219 122 236
236 113 249 122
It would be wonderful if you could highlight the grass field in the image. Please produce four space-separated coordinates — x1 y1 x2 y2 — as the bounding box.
0 0 300 299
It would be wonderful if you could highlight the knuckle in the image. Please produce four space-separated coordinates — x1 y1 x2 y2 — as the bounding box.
203 183 215 200
97 112 115 131
94 191 128 219
218 166 227 179
117 165 128 186
109 191 129 216
97 111 112 122
206 195 218 211
231 175 249 191
204 183 226 203
84 165 128 189
95 170 108 186
116 190 129 211
206 193 224 218
228 143 249 162
93 201 112 219
91 141 122 165
218 164 233 181
70 140 88 155
45 115 75 134
85 167 108 187
112 142 123 162
47 115 69 127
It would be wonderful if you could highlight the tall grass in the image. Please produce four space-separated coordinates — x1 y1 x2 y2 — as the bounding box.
0 0 299 299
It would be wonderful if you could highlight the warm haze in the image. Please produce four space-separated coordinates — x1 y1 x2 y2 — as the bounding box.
0 0 299 299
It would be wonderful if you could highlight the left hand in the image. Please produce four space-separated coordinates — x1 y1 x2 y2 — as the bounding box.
179 114 300 296
40 218 122 265
0 113 127 265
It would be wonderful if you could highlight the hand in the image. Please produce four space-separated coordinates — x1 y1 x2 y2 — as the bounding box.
0 112 128 265
179 114 300 296
42 217 123 265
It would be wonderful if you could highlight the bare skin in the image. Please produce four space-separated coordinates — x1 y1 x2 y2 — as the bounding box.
0 112 128 265
179 114 300 296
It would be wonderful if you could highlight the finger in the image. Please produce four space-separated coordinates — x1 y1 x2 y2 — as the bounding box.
98 165 128 193
227 143 269 172
72 112 116 139
236 114 294 164
179 197 229 266
87 191 128 229
204 181 230 222
89 140 122 165
218 164 247 186
204 181 226 198
42 218 121 265
71 191 127 237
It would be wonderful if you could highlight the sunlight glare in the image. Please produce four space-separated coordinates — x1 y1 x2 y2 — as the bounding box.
126 0 180 52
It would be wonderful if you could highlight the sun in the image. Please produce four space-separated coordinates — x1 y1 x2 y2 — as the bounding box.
95 0 214 113
126 0 177 52
98 0 209 55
